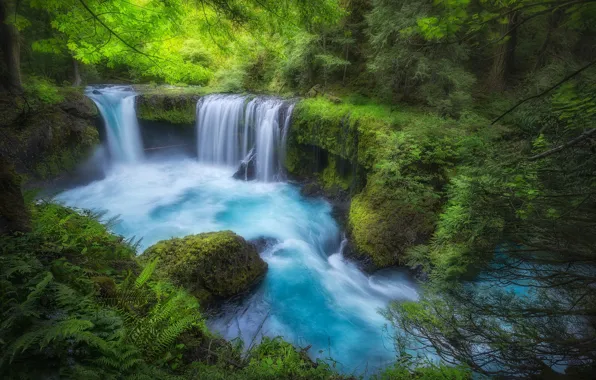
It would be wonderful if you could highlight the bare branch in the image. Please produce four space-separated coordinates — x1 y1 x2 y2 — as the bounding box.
492 58 596 125
529 128 596 160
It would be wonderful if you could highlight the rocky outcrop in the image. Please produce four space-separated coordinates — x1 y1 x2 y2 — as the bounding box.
143 231 267 302
233 149 256 181
347 184 436 268
0 90 99 180
135 91 200 125
286 98 455 270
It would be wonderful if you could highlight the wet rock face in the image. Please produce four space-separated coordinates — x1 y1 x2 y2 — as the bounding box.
143 230 267 302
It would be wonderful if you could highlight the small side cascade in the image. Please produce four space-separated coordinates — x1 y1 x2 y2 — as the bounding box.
196 94 295 182
86 86 144 163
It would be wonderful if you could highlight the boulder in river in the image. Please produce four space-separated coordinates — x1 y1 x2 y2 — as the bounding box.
233 149 256 181
143 231 267 302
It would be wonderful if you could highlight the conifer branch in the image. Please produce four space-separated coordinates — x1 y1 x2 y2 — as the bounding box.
492 58 596 125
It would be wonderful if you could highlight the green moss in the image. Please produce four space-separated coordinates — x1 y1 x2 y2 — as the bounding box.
34 122 99 179
136 94 199 124
348 180 437 268
319 155 352 192
23 76 65 105
143 231 267 301
290 96 474 268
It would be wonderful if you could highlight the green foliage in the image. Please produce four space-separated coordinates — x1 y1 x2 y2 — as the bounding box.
15 0 343 88
212 65 249 93
32 202 136 264
23 76 64 105
0 203 206 379
290 96 479 267
189 337 343 380
366 0 474 116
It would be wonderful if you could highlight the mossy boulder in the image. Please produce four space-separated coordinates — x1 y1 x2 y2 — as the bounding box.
143 231 267 301
0 90 99 181
348 183 437 268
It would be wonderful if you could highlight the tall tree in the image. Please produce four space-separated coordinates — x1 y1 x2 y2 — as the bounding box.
0 0 22 92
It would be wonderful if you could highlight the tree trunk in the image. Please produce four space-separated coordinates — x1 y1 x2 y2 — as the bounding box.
533 11 562 71
487 12 518 92
72 57 82 87
0 0 22 93
0 157 30 235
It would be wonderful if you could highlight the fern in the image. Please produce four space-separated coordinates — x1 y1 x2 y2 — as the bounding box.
136 258 159 288
1 203 208 379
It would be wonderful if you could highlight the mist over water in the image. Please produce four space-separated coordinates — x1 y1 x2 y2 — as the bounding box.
57 88 419 375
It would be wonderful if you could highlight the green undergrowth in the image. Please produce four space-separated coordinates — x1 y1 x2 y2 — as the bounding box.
23 76 65 106
289 96 496 267
0 201 470 379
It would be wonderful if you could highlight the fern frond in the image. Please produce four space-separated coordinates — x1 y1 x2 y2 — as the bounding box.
136 258 159 289
53 282 91 312
69 364 104 380
147 315 197 359
39 319 95 348
19 271 53 317
0 258 38 279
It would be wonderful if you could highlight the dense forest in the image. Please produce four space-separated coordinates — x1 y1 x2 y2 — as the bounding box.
1 0 595 379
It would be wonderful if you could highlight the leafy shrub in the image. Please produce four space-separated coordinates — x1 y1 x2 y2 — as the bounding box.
211 65 248 92
23 76 64 105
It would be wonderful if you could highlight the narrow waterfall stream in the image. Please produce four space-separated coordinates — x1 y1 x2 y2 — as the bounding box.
85 86 144 162
57 87 419 375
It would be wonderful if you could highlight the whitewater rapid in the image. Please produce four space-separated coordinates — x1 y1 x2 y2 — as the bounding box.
57 158 418 374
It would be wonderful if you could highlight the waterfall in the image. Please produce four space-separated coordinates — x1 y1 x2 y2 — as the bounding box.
196 94 294 182
86 86 144 163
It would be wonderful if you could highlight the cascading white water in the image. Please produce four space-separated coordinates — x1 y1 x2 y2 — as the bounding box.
86 86 144 163
196 95 246 166
196 94 291 182
57 90 423 375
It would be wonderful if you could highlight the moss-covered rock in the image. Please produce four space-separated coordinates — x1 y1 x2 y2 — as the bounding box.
0 89 99 181
136 93 199 125
348 182 437 268
143 231 267 301
288 97 465 268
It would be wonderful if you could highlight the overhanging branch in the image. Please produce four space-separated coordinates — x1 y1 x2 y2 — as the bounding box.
492 58 596 125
